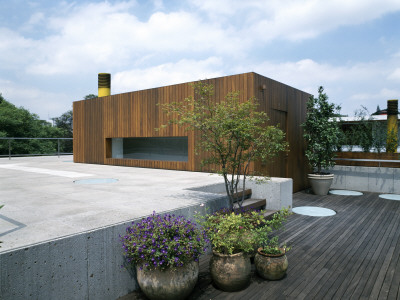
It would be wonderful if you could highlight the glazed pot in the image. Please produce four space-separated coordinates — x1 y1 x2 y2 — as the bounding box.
136 260 199 300
209 250 251 292
308 173 334 195
254 247 288 280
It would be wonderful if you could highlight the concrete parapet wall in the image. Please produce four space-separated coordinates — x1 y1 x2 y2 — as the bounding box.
244 178 293 210
190 177 293 210
1 177 292 300
0 196 229 300
330 165 400 193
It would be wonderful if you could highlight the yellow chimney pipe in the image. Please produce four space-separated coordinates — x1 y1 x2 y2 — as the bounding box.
98 73 111 97
387 99 398 153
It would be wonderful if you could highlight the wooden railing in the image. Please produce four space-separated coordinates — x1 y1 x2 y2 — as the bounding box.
334 152 400 168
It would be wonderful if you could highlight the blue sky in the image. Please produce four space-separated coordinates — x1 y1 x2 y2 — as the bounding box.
1 0 400 121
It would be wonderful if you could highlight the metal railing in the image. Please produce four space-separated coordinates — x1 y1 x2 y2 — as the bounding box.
333 157 400 168
0 137 73 160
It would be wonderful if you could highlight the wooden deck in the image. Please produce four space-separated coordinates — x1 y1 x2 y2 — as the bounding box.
121 191 400 300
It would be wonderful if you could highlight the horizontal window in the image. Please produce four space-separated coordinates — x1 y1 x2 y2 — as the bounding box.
111 137 188 162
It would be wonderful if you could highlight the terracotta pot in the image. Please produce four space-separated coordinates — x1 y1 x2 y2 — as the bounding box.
136 261 198 300
308 173 334 195
209 250 251 292
254 247 288 280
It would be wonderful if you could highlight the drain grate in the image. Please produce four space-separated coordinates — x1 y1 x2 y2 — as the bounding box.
74 178 118 184
329 190 363 196
292 206 336 217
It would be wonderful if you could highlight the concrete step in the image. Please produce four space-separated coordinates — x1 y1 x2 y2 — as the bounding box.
234 198 266 211
232 189 252 201
233 198 278 220
264 209 279 220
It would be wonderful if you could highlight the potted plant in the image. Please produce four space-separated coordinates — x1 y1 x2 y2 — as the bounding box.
302 86 341 195
199 208 266 292
254 208 292 280
121 212 208 300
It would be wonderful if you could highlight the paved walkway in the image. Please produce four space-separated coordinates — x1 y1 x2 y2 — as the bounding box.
0 156 223 252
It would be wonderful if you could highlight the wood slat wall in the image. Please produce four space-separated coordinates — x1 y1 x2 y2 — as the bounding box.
252 73 310 192
73 72 310 192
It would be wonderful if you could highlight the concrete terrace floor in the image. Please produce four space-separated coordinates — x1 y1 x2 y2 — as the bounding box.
0 156 225 252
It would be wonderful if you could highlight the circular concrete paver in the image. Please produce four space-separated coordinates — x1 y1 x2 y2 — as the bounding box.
74 178 119 184
379 194 400 201
292 206 336 217
329 190 363 196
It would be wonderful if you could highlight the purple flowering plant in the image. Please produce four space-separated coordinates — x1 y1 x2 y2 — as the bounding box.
121 211 209 271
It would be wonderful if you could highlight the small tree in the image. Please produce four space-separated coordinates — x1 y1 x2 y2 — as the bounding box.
302 86 341 174
353 106 373 152
53 110 73 138
372 121 387 153
159 82 288 209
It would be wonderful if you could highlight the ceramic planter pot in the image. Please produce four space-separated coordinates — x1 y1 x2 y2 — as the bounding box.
308 173 334 195
209 250 251 292
254 247 288 280
136 260 199 300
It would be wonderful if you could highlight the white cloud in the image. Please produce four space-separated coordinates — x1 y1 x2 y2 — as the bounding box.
350 88 400 101
23 2 243 75
113 57 223 92
1 0 400 120
0 28 37 69
0 79 71 120
192 0 400 41
388 68 400 81
248 59 382 92
2 0 399 77
229 58 400 115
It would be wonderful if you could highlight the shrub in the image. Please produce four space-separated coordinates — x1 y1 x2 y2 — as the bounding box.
302 86 341 173
254 207 292 255
199 208 266 255
121 212 208 271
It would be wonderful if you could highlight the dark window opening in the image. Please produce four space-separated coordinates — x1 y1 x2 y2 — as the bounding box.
110 137 188 162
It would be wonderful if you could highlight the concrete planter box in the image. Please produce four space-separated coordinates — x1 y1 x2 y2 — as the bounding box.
329 165 400 193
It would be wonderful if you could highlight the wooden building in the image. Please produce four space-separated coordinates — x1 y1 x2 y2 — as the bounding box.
73 72 310 192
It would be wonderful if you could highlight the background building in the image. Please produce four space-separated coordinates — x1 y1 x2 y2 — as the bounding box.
73 72 310 192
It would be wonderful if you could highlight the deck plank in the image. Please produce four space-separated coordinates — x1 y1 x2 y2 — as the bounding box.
193 191 400 300
119 191 400 300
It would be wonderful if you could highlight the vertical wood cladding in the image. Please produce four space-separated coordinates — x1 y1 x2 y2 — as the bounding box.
73 72 310 192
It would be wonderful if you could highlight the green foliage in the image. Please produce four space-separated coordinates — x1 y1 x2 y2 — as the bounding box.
53 110 73 138
84 94 97 100
53 110 73 152
197 207 292 256
199 209 266 255
159 82 288 209
341 107 389 153
372 121 387 153
254 207 292 255
302 87 341 174
0 93 66 155
335 124 346 152
353 106 373 152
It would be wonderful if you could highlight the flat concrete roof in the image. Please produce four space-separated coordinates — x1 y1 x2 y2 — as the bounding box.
0 156 224 252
